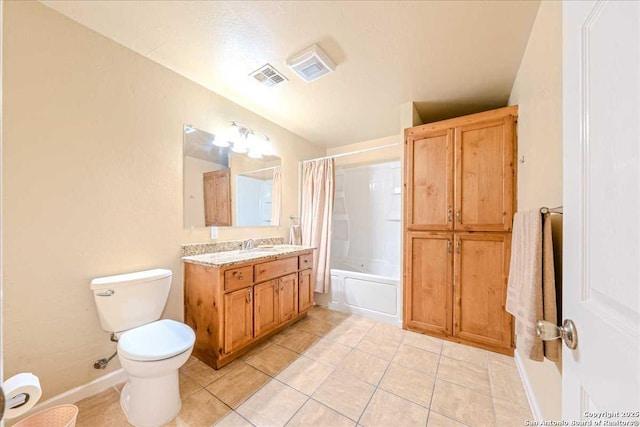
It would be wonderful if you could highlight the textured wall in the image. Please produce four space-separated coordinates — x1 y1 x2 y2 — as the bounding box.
3 1 323 400
508 0 563 420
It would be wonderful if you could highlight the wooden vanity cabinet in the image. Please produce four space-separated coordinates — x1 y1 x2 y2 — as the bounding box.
184 250 314 369
254 280 279 338
278 273 299 322
298 269 314 313
223 287 253 354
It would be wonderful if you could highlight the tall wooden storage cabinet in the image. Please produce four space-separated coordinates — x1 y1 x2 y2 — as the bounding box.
403 106 517 354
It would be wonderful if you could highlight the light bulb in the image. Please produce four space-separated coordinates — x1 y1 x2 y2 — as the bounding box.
260 139 276 156
248 147 263 159
231 138 248 154
212 135 230 148
246 132 261 152
227 123 242 144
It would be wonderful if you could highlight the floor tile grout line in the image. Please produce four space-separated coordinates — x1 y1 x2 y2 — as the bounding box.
219 369 277 415
235 378 307 426
215 408 256 427
429 410 472 427
424 340 444 427
355 326 407 426
282 395 311 426
375 372 437 411
433 377 493 398
487 356 499 426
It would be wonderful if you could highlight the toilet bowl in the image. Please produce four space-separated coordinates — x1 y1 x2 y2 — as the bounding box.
90 269 195 427
117 319 195 427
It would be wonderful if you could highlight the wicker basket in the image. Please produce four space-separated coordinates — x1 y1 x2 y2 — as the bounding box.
13 405 78 427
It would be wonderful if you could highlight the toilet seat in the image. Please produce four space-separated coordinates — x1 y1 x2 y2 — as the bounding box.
118 319 195 362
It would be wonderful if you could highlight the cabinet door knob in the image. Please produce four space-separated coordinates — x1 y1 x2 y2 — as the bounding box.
238 274 243 280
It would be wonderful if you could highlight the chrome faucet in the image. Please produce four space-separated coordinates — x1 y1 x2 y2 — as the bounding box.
242 239 257 251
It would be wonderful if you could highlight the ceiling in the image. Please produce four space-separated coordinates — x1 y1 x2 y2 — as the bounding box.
42 1 540 147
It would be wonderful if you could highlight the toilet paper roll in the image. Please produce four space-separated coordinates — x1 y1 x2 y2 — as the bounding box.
3 373 42 419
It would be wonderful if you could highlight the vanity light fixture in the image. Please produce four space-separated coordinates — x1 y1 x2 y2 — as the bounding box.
216 121 275 159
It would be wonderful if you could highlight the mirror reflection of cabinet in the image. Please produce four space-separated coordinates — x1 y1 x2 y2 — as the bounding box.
183 125 282 229
203 168 231 226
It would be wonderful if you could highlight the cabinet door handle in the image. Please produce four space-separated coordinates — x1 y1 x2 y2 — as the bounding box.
447 239 452 253
456 239 461 254
447 206 452 223
246 289 252 303
456 209 461 223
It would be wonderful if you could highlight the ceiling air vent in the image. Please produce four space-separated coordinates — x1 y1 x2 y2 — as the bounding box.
287 44 336 82
249 64 288 87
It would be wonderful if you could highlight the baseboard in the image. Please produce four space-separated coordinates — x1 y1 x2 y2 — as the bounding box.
514 350 543 421
8 369 126 425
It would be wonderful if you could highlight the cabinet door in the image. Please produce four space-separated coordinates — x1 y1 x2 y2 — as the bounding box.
453 233 512 349
406 129 454 230
298 269 314 313
223 287 253 354
254 280 279 337
454 116 514 231
278 273 299 323
404 232 453 335
203 168 232 226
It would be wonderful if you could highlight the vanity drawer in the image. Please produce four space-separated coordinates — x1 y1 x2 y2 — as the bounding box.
255 257 298 282
224 266 254 292
299 253 313 270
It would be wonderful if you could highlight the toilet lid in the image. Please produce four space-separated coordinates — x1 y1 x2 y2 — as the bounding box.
118 319 195 362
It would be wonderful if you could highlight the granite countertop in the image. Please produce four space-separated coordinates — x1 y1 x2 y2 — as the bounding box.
182 245 314 268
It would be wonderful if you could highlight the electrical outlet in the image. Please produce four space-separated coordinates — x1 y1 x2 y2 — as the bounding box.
210 227 218 239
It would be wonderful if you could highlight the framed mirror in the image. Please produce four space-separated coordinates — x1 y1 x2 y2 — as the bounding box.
183 125 282 228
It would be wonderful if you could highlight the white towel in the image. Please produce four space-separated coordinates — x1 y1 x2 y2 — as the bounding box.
506 210 544 361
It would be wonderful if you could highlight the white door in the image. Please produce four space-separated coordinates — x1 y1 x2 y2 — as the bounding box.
563 0 640 420
1 0 4 422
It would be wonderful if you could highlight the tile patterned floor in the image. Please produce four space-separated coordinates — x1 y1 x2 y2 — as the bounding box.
75 307 533 427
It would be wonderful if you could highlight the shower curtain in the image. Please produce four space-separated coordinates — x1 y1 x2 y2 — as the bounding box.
270 166 282 226
301 158 335 293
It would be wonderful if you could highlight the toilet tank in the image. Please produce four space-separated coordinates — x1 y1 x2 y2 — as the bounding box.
90 269 172 333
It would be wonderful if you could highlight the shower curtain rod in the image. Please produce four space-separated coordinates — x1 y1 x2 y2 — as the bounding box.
240 165 280 175
302 142 401 163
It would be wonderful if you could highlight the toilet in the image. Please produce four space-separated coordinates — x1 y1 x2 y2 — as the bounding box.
90 269 195 427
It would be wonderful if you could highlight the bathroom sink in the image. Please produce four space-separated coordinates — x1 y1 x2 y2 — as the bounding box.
183 244 314 268
240 246 278 253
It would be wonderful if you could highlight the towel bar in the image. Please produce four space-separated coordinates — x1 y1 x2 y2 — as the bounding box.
540 206 563 214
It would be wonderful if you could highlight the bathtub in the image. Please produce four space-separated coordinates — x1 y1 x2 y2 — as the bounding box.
328 268 402 327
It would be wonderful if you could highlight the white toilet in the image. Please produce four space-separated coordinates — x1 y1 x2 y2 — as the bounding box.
90 269 195 427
